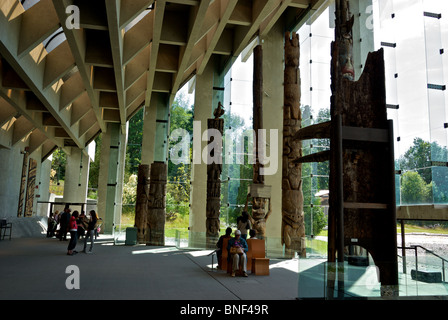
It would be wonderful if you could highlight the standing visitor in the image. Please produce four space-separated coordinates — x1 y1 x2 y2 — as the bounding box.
67 210 79 255
82 210 98 254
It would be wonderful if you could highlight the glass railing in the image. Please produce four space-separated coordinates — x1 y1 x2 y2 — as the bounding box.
297 241 448 299
398 245 448 297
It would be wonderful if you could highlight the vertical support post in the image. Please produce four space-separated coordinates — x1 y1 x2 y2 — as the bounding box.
253 44 264 185
63 147 90 204
98 122 123 234
189 56 218 247
334 114 345 298
401 219 406 274
382 118 399 296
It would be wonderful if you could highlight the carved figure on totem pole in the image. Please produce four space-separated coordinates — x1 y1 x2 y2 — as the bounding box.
135 164 150 244
146 162 167 246
243 193 271 240
282 31 306 257
206 102 224 247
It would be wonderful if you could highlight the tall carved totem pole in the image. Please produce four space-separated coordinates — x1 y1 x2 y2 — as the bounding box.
135 164 150 243
282 32 306 257
146 161 167 246
249 45 272 240
206 102 224 247
327 0 398 297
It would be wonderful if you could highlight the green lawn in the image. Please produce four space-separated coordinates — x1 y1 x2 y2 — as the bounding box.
317 225 448 237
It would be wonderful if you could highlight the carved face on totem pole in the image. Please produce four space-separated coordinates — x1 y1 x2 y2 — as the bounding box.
338 18 355 81
252 197 266 219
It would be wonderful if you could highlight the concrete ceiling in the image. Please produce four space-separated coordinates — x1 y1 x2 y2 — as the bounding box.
0 0 324 160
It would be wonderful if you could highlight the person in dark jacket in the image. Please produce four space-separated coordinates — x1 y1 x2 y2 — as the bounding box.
59 207 71 241
216 227 232 269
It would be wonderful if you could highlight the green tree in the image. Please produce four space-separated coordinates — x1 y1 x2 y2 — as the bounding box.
51 148 67 184
399 138 432 184
126 108 144 179
168 93 194 184
400 171 432 204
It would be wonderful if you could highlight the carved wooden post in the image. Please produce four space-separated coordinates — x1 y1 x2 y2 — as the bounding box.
282 31 306 257
327 0 398 298
135 164 150 244
253 45 264 185
17 147 29 217
249 45 272 241
24 158 37 217
146 161 167 246
206 102 224 248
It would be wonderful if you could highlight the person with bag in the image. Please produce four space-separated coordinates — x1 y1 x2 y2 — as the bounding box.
67 210 79 255
82 210 98 254
227 229 248 277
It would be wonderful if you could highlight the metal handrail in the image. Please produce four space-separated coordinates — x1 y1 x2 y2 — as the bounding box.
398 245 447 282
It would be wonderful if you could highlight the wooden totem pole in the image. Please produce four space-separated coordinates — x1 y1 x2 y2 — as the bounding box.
206 102 224 247
292 0 398 298
282 32 306 257
327 0 398 297
17 147 29 217
248 45 272 240
146 161 167 246
24 158 37 217
134 164 150 244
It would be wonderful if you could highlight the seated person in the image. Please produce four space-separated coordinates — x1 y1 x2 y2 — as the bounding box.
227 229 248 277
216 227 232 269
249 229 258 239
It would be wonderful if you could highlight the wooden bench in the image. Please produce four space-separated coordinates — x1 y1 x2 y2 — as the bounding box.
0 219 12 240
220 238 269 275
247 239 270 275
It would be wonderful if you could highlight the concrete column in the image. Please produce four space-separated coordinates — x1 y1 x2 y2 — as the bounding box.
139 93 169 242
141 92 170 165
0 142 34 218
189 58 218 245
97 123 125 234
115 123 128 229
63 147 90 204
260 18 284 254
141 104 157 166
36 157 52 217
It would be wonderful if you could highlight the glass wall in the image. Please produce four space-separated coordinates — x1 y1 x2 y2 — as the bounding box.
220 56 254 229
299 0 448 209
374 0 448 206
298 7 332 237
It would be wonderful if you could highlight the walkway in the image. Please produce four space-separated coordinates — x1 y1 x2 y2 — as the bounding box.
0 236 299 301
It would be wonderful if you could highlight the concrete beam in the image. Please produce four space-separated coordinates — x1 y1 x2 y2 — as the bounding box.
106 0 127 127
52 0 106 133
197 0 238 75
144 0 166 107
0 2 85 148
